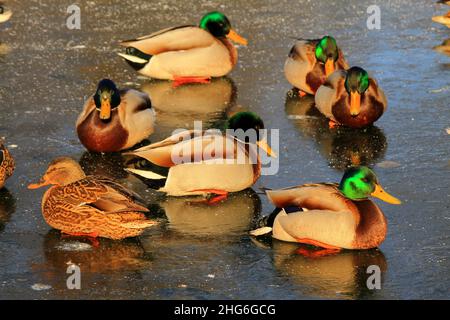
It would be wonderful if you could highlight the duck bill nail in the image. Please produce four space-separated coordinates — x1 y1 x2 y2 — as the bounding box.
257 140 277 158
350 92 361 116
325 58 335 77
371 183 402 205
100 100 111 120
227 29 248 46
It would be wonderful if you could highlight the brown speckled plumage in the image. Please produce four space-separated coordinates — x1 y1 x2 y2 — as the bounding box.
0 143 15 189
30 157 156 240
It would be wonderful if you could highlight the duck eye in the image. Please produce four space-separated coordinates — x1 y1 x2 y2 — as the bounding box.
361 177 370 183
0 7 4 14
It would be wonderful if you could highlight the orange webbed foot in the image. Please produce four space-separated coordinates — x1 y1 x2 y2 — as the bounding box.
61 231 100 247
328 120 338 129
298 90 307 98
172 76 211 88
295 247 342 258
190 189 229 205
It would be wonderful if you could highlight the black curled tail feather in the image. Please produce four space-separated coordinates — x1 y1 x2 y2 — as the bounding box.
258 207 282 228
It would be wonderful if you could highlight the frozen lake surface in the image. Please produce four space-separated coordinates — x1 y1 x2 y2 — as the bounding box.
0 0 449 299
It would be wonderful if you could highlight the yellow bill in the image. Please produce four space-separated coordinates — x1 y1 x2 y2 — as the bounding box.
350 91 361 116
227 29 248 46
371 183 401 205
100 99 111 120
325 58 335 77
257 140 277 158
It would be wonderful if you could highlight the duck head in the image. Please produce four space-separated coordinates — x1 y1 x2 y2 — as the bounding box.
28 157 86 189
226 111 276 157
344 67 369 117
93 79 121 121
315 36 339 77
339 166 401 204
199 11 247 45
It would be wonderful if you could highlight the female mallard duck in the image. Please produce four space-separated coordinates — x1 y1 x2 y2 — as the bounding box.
76 79 155 153
432 10 450 28
315 66 387 128
0 3 12 23
250 166 401 250
284 36 349 96
117 11 247 86
124 111 276 201
0 142 14 189
28 157 157 240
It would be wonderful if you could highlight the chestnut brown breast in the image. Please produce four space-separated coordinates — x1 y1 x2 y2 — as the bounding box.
77 109 128 152
332 95 384 128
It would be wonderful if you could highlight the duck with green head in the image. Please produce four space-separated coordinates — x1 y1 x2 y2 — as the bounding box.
76 79 155 153
118 11 247 87
124 111 276 202
250 166 401 250
284 36 349 96
315 66 387 128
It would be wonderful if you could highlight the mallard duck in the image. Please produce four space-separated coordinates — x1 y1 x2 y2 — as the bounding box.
28 157 157 240
76 79 155 152
437 0 450 6
315 66 387 128
250 166 401 250
117 11 247 86
284 36 349 96
432 10 450 28
433 38 450 56
0 141 14 189
124 111 276 201
0 3 12 23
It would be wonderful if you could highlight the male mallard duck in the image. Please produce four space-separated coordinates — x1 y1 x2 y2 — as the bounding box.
28 157 157 240
315 66 387 128
284 36 349 96
76 79 155 153
432 10 450 28
250 166 401 250
124 111 275 201
0 3 12 23
118 11 247 86
0 142 14 189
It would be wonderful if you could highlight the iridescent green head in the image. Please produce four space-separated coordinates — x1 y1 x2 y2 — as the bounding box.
315 36 339 77
344 67 369 94
315 36 339 63
200 11 231 37
93 79 121 121
199 11 247 45
339 166 401 204
226 111 275 157
344 67 370 116
226 111 265 136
